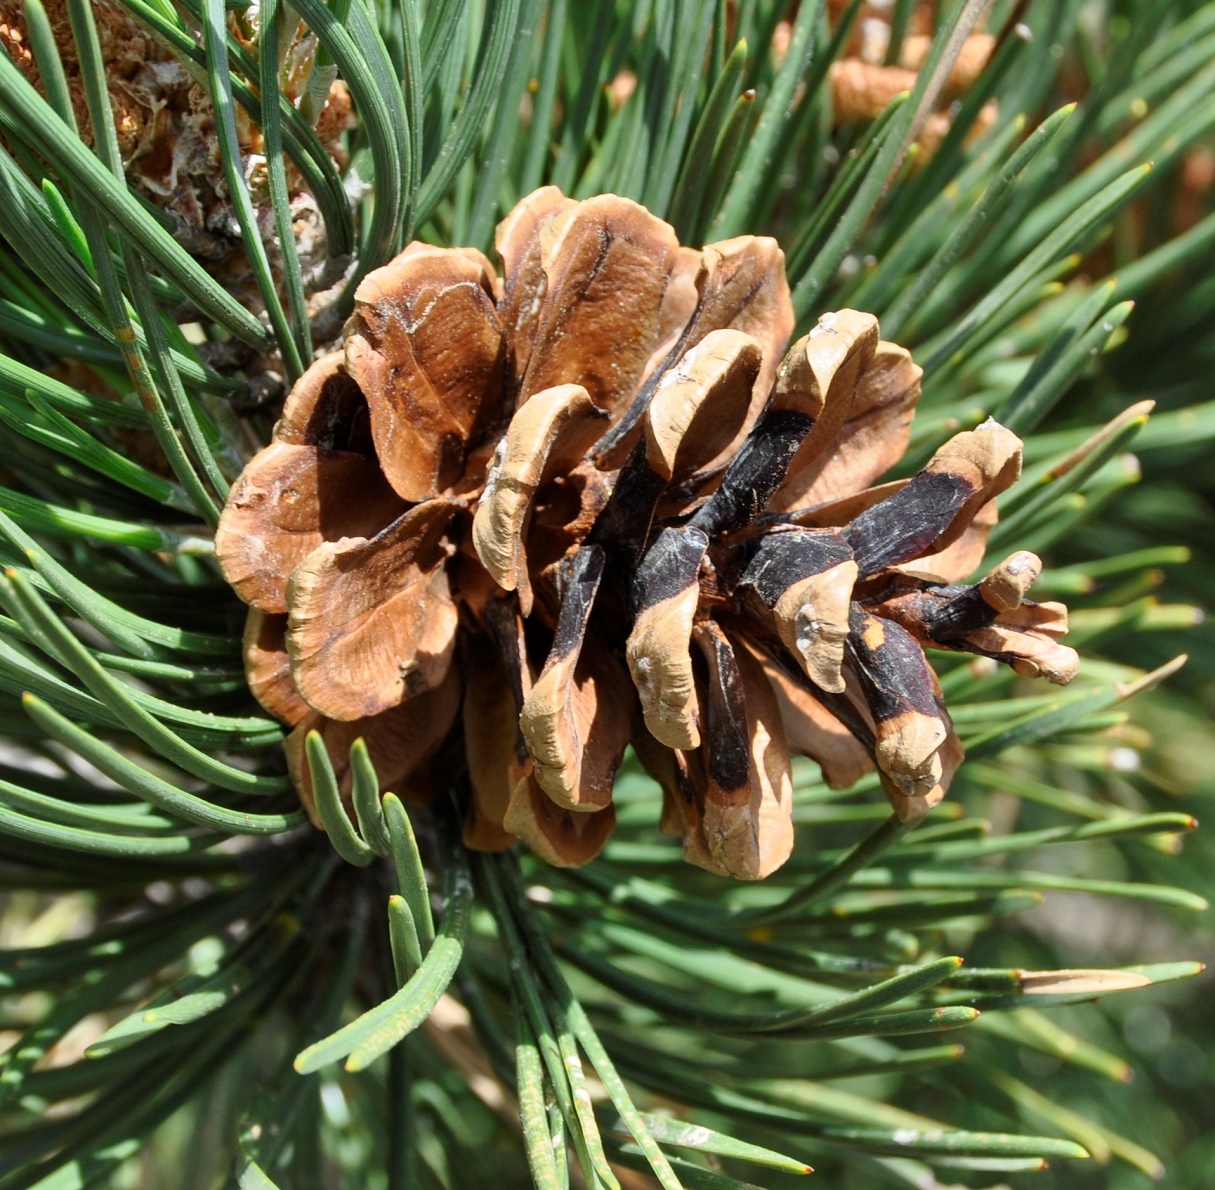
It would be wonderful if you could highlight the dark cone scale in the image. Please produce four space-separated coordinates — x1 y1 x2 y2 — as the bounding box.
217 188 1079 878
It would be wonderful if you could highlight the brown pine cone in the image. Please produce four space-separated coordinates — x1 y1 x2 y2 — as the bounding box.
216 188 1078 879
824 1 998 152
0 0 352 276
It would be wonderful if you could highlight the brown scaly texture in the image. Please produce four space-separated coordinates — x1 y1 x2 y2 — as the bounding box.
216 188 1079 880
0 0 353 267
823 0 999 154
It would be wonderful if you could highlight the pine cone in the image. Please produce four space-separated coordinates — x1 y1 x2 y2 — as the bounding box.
216 188 1078 879
0 0 352 282
823 0 998 151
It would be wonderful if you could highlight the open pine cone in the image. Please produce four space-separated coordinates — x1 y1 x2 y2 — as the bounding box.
216 187 1078 879
824 0 998 153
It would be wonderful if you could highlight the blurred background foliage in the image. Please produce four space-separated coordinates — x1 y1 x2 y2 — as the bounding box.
0 0 1213 1187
